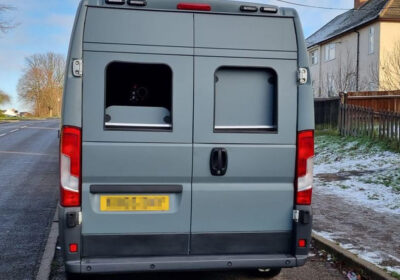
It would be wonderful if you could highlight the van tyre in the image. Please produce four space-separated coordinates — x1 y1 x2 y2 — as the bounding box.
65 272 82 280
253 268 282 278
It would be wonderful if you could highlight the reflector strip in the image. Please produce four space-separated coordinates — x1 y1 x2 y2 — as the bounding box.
298 239 306 248
177 3 211 11
69 243 78 253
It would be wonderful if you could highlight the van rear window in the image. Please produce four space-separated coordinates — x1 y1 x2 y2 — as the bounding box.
214 67 277 132
105 62 172 130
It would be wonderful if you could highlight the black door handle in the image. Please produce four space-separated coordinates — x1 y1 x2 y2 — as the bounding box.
210 148 228 176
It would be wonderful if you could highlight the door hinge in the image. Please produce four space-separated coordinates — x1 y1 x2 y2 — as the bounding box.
293 210 300 223
298 68 308 85
72 59 83 77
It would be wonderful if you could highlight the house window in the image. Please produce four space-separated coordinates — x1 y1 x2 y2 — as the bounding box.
311 50 318 65
324 43 336 61
369 26 375 54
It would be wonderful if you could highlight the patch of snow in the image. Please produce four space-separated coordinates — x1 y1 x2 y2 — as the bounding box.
314 138 400 214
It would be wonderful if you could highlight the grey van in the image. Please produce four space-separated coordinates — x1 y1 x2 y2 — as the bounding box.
59 0 315 278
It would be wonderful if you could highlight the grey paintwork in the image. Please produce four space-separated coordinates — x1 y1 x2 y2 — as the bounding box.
81 142 192 234
192 144 295 233
60 0 314 274
84 9 193 47
61 1 87 127
214 68 276 129
193 56 297 144
82 51 193 143
194 14 297 51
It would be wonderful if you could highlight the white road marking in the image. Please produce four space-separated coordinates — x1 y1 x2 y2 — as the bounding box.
25 127 58 130
0 126 18 132
21 126 27 128
0 133 6 137
9 129 19 133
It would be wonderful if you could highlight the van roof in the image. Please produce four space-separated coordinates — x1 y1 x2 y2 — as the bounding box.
84 0 297 17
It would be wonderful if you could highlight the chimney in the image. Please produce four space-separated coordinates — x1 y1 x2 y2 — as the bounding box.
354 0 368 9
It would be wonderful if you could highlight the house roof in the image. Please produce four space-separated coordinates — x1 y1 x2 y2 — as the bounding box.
306 0 400 48
381 0 400 18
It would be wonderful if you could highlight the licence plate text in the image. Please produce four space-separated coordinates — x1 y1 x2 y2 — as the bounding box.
100 195 169 211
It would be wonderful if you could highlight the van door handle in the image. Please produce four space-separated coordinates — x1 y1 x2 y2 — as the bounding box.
210 148 228 176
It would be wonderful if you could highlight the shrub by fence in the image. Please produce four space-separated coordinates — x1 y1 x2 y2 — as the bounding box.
339 104 400 146
314 97 340 128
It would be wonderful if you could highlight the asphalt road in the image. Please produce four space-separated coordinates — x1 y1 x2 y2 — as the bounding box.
0 120 60 280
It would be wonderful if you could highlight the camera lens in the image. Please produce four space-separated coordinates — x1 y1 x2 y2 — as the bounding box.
137 87 148 98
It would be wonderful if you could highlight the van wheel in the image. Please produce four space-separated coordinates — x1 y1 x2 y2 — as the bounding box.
65 272 82 280
253 268 282 278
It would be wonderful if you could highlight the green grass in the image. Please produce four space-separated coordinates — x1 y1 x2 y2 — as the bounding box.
390 271 400 280
0 116 49 121
316 128 400 154
315 129 400 194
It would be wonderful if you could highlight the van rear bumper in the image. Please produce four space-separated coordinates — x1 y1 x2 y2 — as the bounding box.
66 254 308 274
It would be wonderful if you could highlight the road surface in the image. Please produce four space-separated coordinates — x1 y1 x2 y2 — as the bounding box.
0 120 60 280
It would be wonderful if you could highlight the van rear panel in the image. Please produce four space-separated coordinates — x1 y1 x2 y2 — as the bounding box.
60 0 313 274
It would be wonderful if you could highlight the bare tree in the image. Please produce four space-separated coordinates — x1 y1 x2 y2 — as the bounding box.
18 53 65 117
360 61 379 91
0 89 10 105
333 48 357 93
0 4 16 33
320 47 357 97
380 41 400 90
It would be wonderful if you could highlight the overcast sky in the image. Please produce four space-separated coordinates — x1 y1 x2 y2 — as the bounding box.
0 0 353 111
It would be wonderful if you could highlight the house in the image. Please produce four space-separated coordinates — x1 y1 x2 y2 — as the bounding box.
19 112 32 117
3 108 18 117
306 0 400 97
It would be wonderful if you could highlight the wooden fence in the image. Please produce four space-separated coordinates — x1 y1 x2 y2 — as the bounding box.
339 104 400 145
344 90 400 113
314 97 340 128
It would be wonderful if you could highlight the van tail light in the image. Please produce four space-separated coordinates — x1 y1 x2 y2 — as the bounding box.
60 126 81 207
295 130 314 205
177 3 211 11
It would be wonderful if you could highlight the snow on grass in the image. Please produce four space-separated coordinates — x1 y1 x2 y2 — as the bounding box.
314 230 400 275
314 133 400 275
314 134 400 214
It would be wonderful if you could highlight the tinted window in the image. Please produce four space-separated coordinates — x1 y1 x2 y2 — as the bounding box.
105 62 172 130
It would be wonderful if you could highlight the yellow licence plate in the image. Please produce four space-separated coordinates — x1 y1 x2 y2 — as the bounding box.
100 195 169 212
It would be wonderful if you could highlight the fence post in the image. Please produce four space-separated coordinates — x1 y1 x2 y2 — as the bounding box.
370 108 374 138
382 112 386 139
396 112 399 143
338 104 342 134
378 112 381 138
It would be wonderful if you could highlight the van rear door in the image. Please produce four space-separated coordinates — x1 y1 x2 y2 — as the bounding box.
191 14 298 255
80 8 194 257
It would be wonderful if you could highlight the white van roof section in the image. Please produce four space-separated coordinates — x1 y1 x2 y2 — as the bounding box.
85 0 297 17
